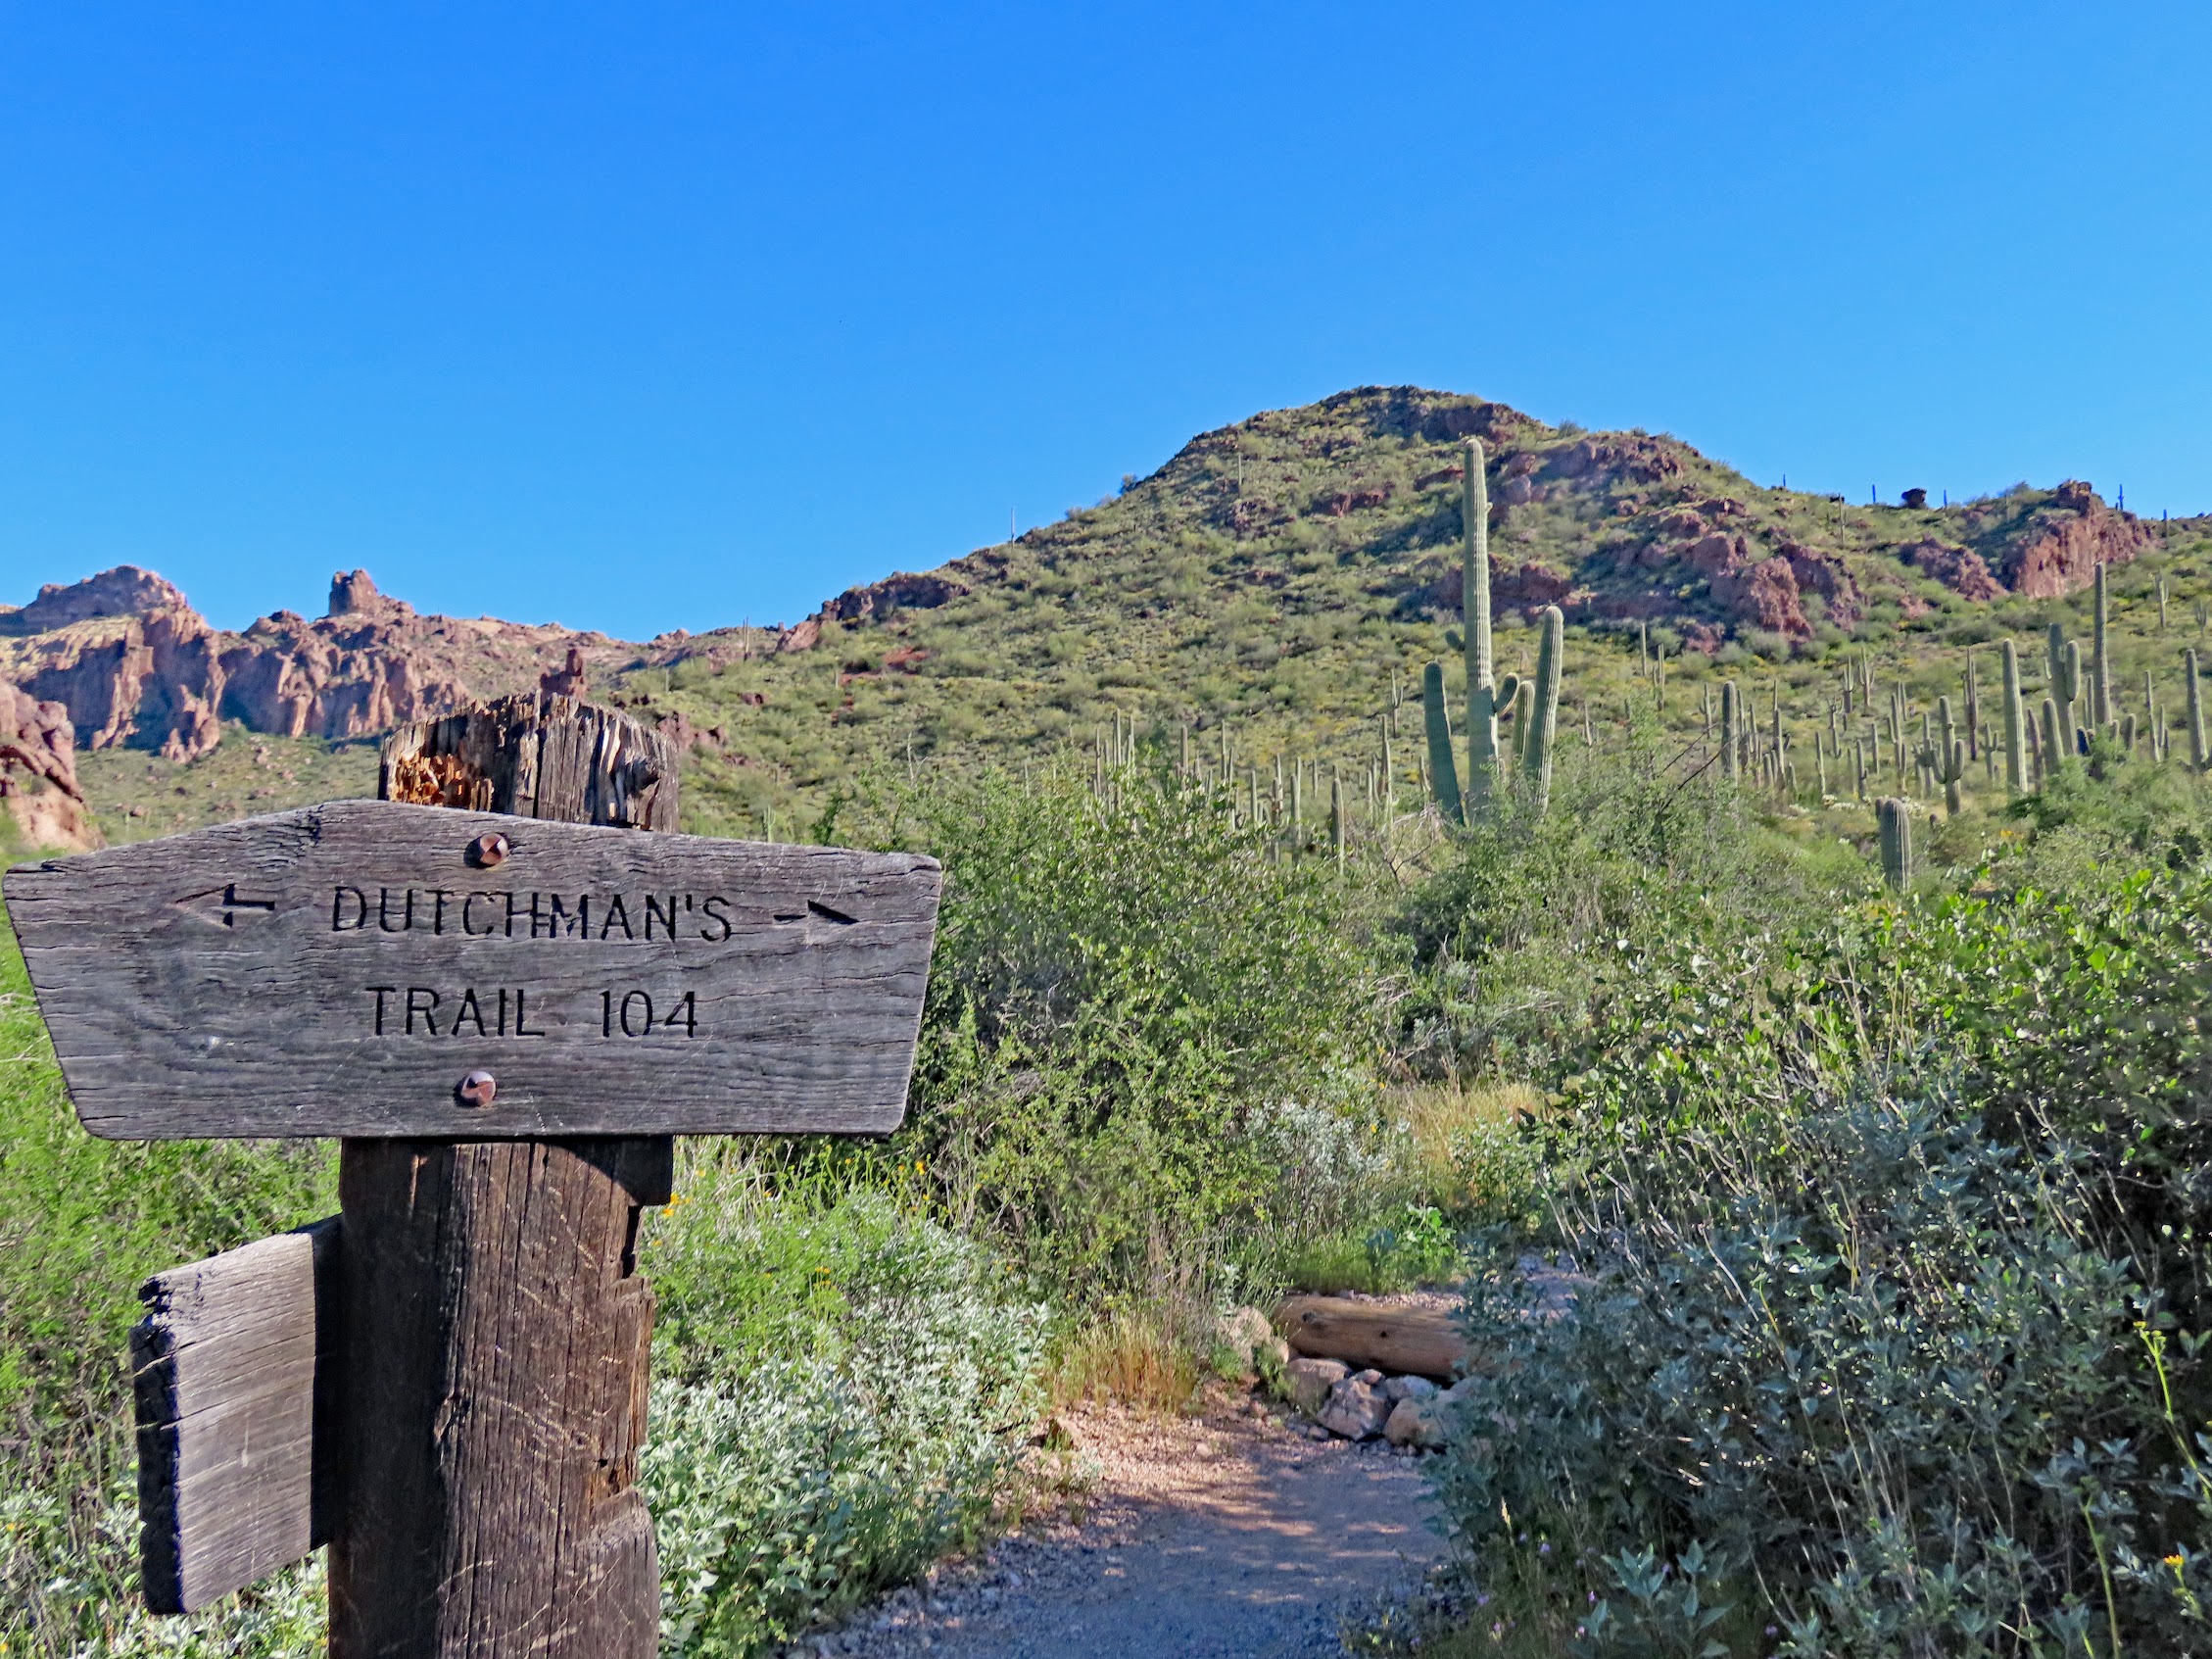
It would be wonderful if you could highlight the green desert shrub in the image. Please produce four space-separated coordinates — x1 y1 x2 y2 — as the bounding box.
1397 741 1863 1077
856 762 1387 1299
1421 849 2212 1654
1435 1080 2172 1657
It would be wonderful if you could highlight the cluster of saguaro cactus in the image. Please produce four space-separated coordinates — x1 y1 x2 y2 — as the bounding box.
1915 696 1967 814
1419 438 1565 822
2045 620 2084 765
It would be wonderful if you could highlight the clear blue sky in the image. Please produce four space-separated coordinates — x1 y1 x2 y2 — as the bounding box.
3 2 2207 638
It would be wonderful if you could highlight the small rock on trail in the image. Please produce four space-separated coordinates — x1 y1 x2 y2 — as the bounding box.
807 1399 1444 1658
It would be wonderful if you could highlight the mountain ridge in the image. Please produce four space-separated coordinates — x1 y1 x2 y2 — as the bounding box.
6 384 2204 851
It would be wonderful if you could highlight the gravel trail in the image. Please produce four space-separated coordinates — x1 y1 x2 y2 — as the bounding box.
802 1399 1445 1659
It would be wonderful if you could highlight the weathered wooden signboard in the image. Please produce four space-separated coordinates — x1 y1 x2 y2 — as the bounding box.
5 799 940 1139
6 693 946 1652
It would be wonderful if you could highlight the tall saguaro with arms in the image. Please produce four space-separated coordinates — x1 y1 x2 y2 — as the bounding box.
4 692 943 1657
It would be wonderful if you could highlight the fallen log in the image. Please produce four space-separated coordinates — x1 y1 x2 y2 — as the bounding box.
1275 1295 1465 1380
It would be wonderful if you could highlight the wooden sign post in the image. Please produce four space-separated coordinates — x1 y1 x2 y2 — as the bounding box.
5 693 942 1657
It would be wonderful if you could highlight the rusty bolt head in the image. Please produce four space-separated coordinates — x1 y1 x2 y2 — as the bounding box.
468 831 510 868
457 1069 498 1108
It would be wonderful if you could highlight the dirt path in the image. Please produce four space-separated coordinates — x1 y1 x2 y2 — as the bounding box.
801 1399 1445 1658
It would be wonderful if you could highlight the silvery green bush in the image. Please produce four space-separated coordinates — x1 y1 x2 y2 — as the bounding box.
643 1179 1047 1656
1433 1081 2191 1656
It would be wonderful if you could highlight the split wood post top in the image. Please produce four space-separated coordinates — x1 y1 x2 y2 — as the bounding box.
335 693 679 1659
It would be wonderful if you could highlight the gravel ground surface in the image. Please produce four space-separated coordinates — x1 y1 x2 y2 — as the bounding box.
793 1395 1446 1659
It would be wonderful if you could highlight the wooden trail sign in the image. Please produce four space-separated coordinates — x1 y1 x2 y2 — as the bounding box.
5 693 944 1657
6 802 939 1140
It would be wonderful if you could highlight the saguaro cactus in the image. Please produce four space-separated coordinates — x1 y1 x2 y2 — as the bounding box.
1379 716 1395 818
1928 696 1966 814
1878 797 1912 890
1461 438 1507 814
1720 680 1741 779
2092 562 2113 728
2188 647 2208 772
1999 639 2027 795
2045 624 2072 745
1964 655 1982 760
1422 661 1464 824
1523 606 1564 812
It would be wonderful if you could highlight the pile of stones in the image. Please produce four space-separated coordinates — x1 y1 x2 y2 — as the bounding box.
1285 1357 1466 1448
1214 1305 1463 1450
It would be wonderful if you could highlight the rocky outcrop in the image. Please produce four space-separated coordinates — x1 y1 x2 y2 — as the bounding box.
539 645 590 698
815 571 973 625
0 578 228 760
1900 540 2007 602
1313 485 1393 516
0 682 99 851
1423 558 1575 618
1978 486 2157 599
1780 544 1865 630
2 565 192 635
1709 557 1812 641
1492 561 1573 610
1543 432 1685 488
2 565 664 759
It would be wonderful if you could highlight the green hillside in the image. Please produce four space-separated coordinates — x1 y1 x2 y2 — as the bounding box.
608 385 2212 840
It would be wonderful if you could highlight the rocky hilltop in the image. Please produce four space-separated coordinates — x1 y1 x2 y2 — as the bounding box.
2 385 2191 851
795 388 2163 651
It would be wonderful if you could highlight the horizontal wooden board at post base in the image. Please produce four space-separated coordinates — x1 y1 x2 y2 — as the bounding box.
131 1220 339 1614
4 799 941 1139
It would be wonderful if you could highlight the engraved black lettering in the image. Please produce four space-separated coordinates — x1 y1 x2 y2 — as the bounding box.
600 895 634 941
699 895 733 942
549 894 589 939
377 887 415 934
453 987 489 1037
498 988 509 1037
664 991 698 1037
529 892 554 940
514 988 546 1037
601 988 612 1037
645 895 677 941
332 887 369 932
432 889 456 936
619 990 653 1037
463 893 503 937
405 987 441 1036
368 986 397 1035
505 891 523 938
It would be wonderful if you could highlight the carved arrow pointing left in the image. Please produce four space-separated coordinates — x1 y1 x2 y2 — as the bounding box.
175 882 280 929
